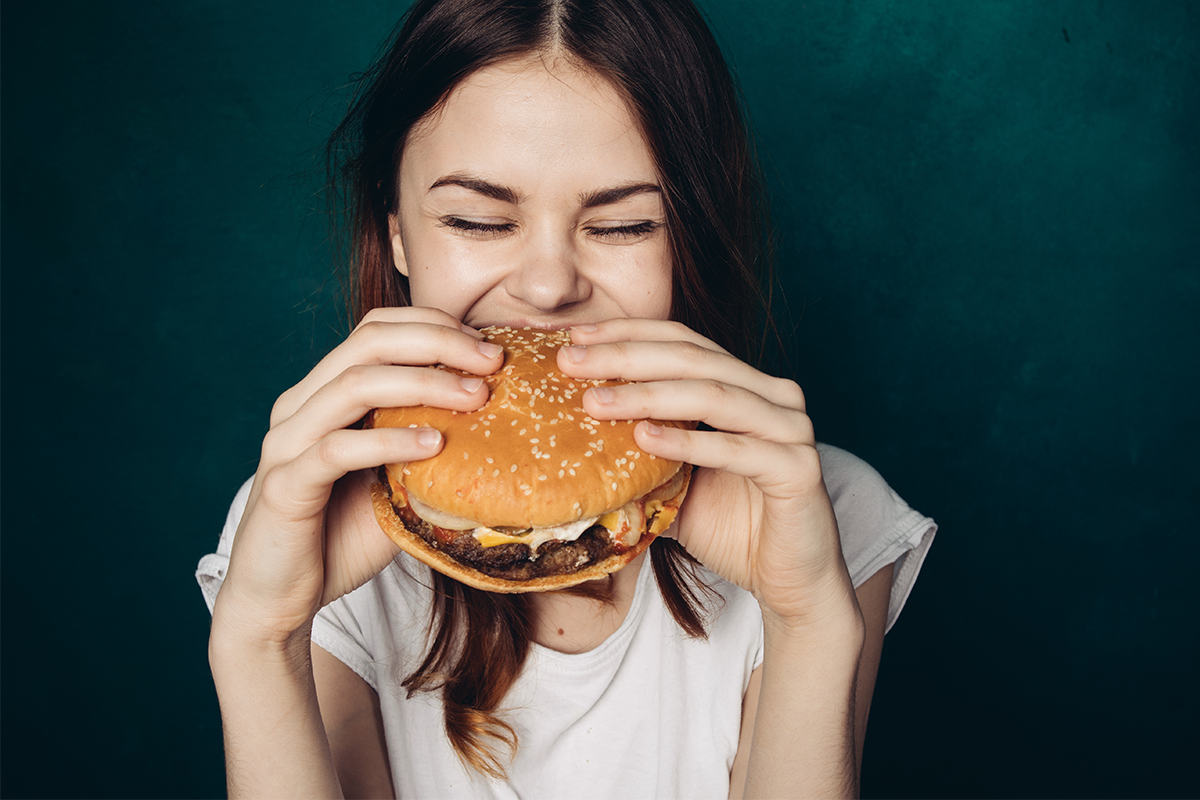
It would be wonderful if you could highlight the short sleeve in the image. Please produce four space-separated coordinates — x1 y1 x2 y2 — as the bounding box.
195 478 252 613
817 444 938 633
194 478 391 692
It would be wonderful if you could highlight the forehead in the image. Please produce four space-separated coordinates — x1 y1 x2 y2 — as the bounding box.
401 56 658 188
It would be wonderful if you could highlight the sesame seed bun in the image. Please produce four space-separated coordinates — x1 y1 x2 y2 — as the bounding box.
367 326 693 592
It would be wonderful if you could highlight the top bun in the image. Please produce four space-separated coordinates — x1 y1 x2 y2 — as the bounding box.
370 326 689 528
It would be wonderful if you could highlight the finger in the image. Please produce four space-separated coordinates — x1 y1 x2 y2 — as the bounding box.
568 318 731 355
259 426 445 516
559 339 805 412
633 422 824 499
273 315 503 425
263 365 488 465
584 379 814 446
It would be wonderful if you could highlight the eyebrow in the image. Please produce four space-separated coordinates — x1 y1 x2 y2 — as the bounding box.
428 174 661 209
429 175 519 205
579 183 661 209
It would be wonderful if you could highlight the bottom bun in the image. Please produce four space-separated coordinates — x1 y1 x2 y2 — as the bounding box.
369 471 691 593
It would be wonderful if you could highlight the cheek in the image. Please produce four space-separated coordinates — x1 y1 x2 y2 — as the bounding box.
599 244 673 320
404 236 498 312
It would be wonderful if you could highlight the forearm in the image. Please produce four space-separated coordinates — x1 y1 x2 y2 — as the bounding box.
742 608 866 799
209 618 343 799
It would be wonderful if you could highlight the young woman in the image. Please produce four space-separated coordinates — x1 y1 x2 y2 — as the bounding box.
197 1 936 797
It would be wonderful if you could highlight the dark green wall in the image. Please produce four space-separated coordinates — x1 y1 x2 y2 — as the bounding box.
2 1 1196 797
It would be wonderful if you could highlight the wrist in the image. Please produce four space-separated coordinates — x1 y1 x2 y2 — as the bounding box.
209 592 316 680
759 589 865 656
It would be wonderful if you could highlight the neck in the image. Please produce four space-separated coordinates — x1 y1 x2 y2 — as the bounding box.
528 551 646 654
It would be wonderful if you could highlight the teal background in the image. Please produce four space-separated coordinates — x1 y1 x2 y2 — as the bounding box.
2 1 1197 797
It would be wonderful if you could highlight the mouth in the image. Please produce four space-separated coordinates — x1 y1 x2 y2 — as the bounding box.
476 319 591 332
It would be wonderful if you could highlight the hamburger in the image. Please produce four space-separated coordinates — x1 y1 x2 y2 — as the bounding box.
367 326 693 593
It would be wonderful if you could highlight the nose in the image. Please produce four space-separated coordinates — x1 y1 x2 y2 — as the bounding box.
503 227 592 313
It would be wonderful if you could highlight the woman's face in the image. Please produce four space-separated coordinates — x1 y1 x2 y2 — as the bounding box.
389 56 672 329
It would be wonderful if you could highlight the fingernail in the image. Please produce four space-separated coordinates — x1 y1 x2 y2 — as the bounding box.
590 386 614 404
460 377 484 392
563 345 587 363
571 323 598 335
641 421 664 436
477 341 503 358
417 429 441 447
461 324 486 339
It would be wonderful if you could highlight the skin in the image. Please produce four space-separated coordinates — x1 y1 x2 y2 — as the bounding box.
209 55 890 799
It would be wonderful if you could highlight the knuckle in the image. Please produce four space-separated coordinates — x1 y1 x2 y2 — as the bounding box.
700 378 731 404
676 340 708 365
259 426 288 466
336 364 374 395
775 378 805 409
270 390 296 428
792 444 824 487
314 431 349 469
350 319 388 349
257 464 292 507
790 409 815 443
662 319 692 339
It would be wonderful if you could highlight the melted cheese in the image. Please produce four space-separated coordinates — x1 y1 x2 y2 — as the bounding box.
473 516 599 550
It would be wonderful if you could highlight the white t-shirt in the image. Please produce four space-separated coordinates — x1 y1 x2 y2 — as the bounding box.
197 444 936 799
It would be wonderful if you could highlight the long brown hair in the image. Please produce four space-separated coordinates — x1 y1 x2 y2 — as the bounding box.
326 0 776 779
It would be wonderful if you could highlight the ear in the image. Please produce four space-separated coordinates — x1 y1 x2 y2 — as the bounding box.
388 213 409 277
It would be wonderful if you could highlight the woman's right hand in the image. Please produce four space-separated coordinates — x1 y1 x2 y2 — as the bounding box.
210 306 504 648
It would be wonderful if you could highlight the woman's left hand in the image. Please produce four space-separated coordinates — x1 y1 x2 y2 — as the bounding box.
559 318 860 629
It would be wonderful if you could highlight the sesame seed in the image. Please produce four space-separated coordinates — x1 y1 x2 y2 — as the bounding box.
519 429 526 435
493 469 500 477
477 467 484 476
569 469 576 476
559 470 565 478
538 475 547 481
486 457 494 464
612 482 618 491
510 464 518 473
585 450 593 457
485 430 491 437
469 424 479 431
530 438 539 444
463 452 469 460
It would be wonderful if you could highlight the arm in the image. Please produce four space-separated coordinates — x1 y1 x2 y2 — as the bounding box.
559 319 895 799
209 308 503 797
729 564 893 799
312 644 395 799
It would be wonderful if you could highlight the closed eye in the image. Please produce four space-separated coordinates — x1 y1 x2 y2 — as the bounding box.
585 221 661 240
439 217 516 236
